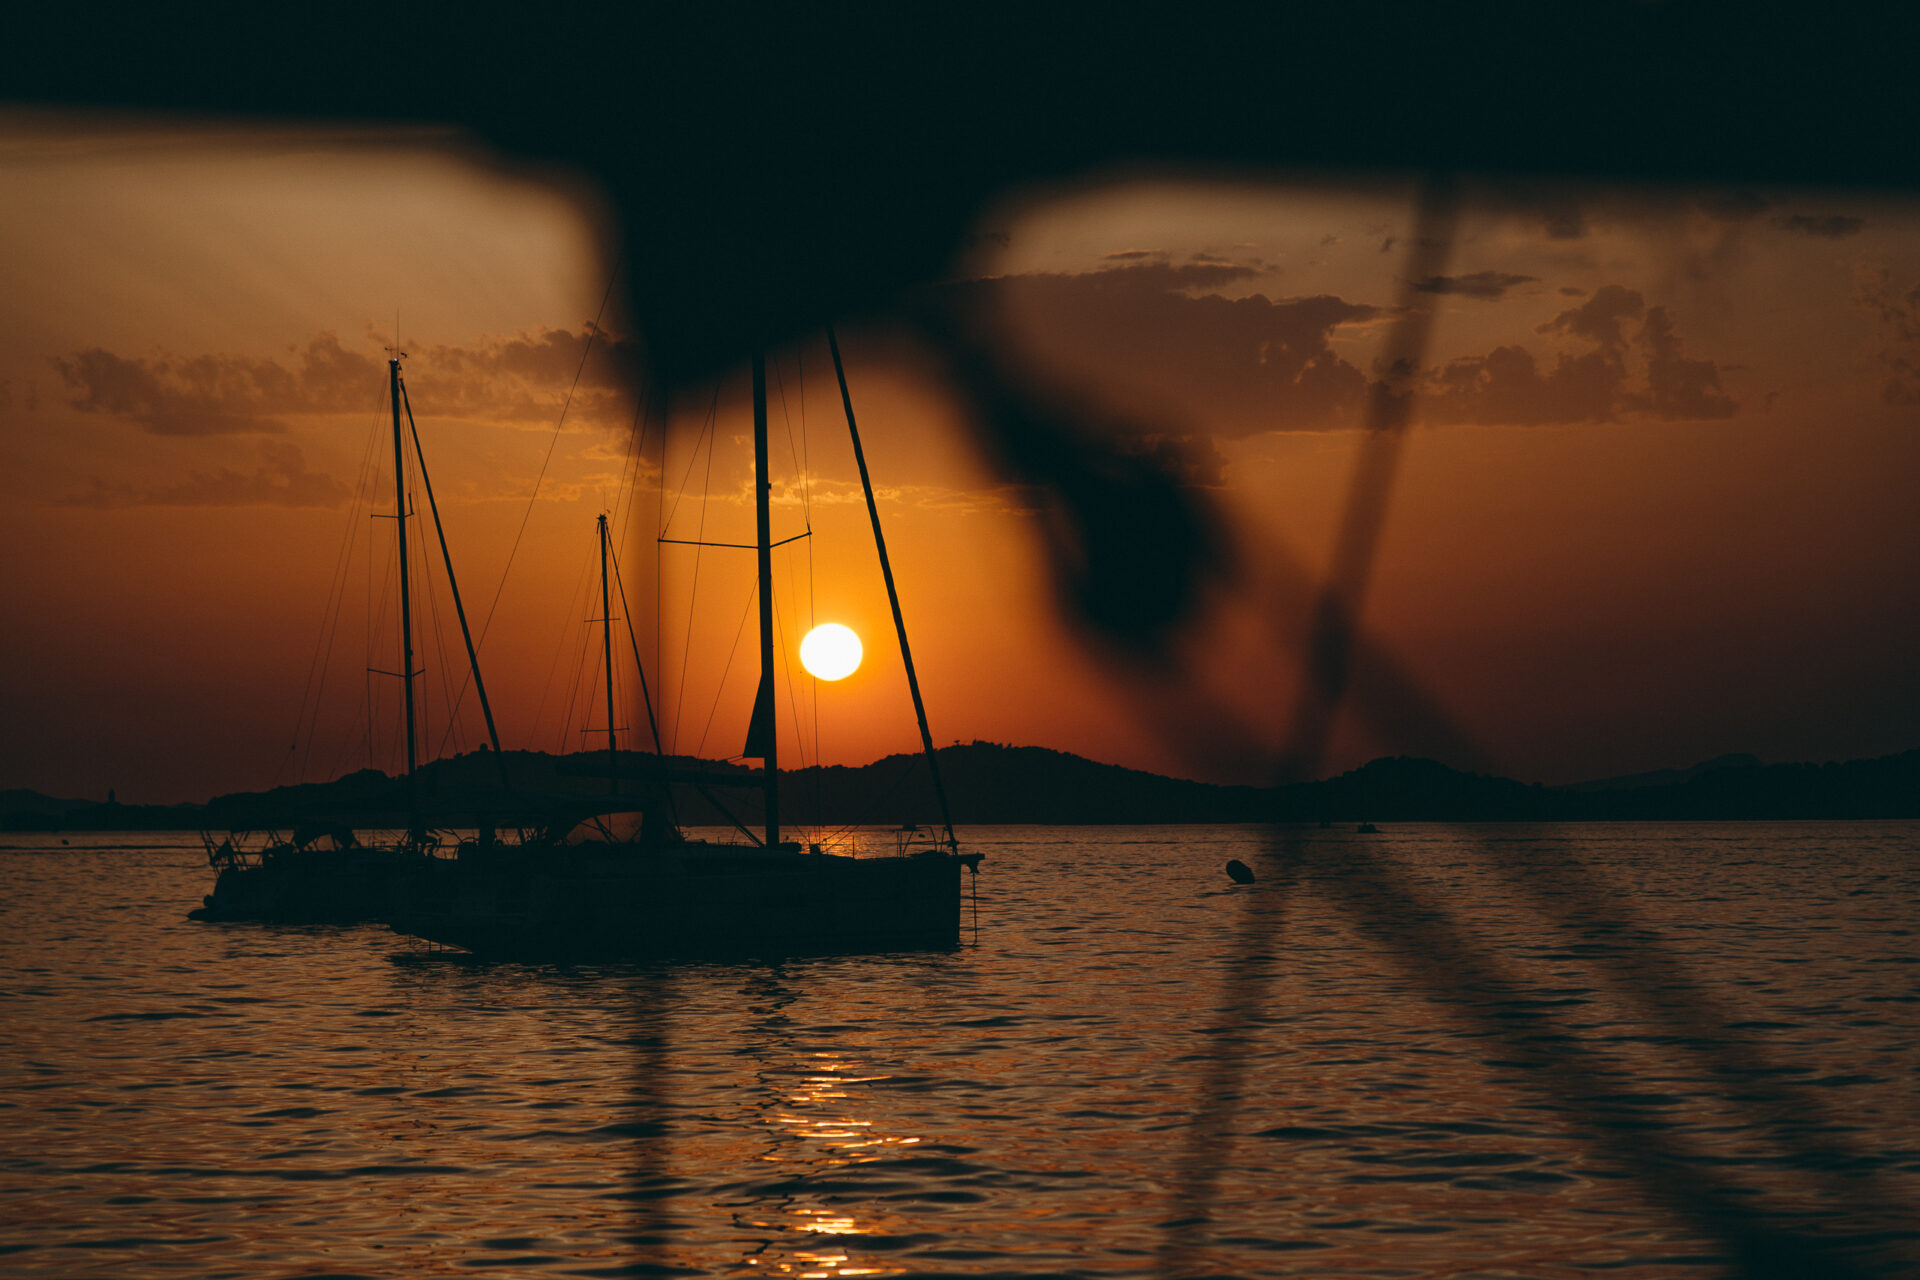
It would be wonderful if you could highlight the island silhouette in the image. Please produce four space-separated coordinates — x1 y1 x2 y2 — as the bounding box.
7 742 1917 832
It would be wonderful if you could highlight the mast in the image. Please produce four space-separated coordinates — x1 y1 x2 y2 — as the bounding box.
388 357 419 829
827 328 958 850
599 512 618 795
752 353 779 847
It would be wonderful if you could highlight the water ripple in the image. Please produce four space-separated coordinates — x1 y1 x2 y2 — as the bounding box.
0 824 1915 1276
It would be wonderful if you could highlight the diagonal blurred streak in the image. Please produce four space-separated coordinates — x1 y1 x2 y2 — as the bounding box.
1275 174 1460 784
1156 172 1457 1273
1279 844 1905 1278
1154 176 1914 1277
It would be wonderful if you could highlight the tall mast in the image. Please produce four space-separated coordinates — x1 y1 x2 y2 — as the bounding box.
599 512 618 795
388 357 419 828
752 354 779 847
827 328 958 850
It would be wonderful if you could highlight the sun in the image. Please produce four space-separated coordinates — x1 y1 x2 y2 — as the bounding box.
799 623 863 681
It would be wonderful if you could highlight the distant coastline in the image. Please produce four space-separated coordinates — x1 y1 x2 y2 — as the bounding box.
5 742 1918 831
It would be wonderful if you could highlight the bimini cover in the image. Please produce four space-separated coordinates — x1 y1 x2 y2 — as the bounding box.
292 823 359 851
562 811 647 845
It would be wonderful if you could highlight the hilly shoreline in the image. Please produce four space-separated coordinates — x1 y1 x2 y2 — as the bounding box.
5 742 1918 831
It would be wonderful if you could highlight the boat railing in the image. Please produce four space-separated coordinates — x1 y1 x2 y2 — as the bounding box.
201 831 288 870
892 824 953 858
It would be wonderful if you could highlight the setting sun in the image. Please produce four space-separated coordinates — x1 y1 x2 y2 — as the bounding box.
799 624 863 681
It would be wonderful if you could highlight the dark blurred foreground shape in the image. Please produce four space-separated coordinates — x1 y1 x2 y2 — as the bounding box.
13 6 1920 1276
10 3 1920 655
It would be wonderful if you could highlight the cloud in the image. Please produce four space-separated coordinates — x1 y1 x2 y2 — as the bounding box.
1425 285 1735 424
956 260 1378 437
1413 271 1538 300
53 334 379 434
1853 265 1920 403
964 264 1737 437
1540 284 1644 348
1777 213 1866 239
1103 249 1157 261
57 441 351 508
53 325 642 435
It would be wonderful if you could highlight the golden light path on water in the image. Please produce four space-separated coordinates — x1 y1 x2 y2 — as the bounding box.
745 1052 921 1277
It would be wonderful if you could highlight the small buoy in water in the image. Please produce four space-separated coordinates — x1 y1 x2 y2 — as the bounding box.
1225 859 1255 884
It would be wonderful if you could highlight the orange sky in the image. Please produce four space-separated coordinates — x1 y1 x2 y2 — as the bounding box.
3 114 1916 802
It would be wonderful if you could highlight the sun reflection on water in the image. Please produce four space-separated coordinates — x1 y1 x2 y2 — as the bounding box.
733 1049 930 1276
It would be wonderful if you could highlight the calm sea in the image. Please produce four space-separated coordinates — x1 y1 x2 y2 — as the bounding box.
2 824 1916 1278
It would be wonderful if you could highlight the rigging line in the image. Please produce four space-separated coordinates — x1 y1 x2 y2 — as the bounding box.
611 379 650 544
528 540 599 753
667 402 722 754
557 542 606 754
568 620 606 756
797 346 810 529
607 541 664 754
366 465 404 778
472 256 623 653
693 578 759 761
773 356 807 526
659 384 722 536
401 380 506 776
780 539 811 770
773 355 819 786
358 432 379 780
808 531 819 821
799 345 819 818
771 585 810 821
293 400 386 785
416 464 456 765
605 563 621 760
827 326 957 850
772 350 815 794
614 373 661 547
282 393 379 784
816 754 923 848
555 593 595 755
398 429 439 768
418 486 463 763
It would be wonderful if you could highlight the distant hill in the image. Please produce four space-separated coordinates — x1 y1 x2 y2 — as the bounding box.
0 787 90 816
4 743 1918 830
1559 753 1764 793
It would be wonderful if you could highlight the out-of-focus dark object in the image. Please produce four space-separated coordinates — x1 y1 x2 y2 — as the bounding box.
1224 858 1255 885
14 7 1914 659
10 7 1919 389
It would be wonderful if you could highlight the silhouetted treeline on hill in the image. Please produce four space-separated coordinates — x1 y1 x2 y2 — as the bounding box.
5 743 1919 831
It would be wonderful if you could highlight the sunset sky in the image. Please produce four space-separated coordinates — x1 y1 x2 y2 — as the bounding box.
3 112 1916 803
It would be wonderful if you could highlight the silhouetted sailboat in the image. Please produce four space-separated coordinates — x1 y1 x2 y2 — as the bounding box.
190 354 509 923
388 335 979 959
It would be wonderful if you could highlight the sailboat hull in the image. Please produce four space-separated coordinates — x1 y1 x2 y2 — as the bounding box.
389 848 970 960
188 847 426 924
